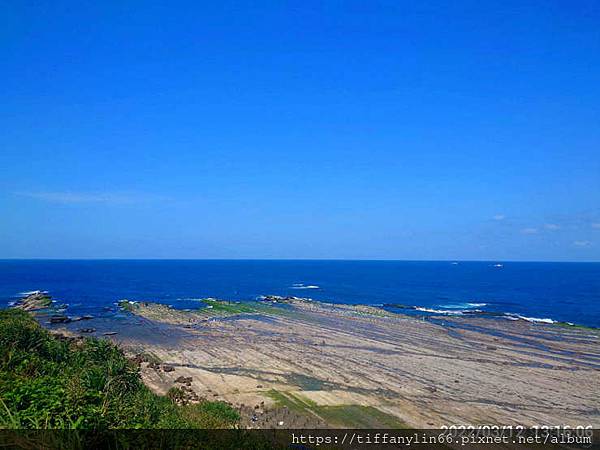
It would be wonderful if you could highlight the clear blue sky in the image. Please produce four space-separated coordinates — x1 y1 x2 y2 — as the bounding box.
1 1 599 260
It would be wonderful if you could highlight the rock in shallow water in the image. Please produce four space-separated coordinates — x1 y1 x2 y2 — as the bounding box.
49 315 71 324
13 291 52 311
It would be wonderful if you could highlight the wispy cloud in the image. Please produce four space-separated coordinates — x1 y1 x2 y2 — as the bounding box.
16 191 169 205
492 214 505 221
544 223 560 230
521 227 539 235
573 240 592 247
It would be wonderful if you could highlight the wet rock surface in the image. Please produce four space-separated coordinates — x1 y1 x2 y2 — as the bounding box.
78 328 96 333
49 315 71 324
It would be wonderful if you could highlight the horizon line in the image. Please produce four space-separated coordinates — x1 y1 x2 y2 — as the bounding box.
0 257 599 264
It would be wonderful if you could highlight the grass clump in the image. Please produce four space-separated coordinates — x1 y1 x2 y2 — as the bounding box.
201 299 289 317
316 405 407 428
0 309 239 429
266 390 406 429
201 300 258 315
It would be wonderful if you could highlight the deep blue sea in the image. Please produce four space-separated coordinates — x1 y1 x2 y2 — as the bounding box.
1 260 599 328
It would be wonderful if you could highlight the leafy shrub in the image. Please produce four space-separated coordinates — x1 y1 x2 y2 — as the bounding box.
0 309 239 429
166 387 186 405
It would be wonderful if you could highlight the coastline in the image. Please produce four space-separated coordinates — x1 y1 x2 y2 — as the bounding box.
3 260 599 329
29 295 600 429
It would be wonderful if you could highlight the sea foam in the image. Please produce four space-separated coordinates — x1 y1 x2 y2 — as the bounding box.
504 313 557 324
415 307 465 315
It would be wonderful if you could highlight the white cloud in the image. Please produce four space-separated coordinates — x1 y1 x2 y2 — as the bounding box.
521 227 538 235
16 191 168 205
544 224 560 230
492 214 505 221
573 240 592 247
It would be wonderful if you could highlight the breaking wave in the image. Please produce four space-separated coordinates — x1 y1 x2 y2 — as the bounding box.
503 313 557 324
438 302 487 309
414 307 480 315
291 283 320 289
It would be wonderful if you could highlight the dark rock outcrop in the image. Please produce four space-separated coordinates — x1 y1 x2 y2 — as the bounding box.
175 376 193 384
49 315 71 324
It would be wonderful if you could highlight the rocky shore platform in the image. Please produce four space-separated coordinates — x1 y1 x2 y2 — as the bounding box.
23 294 600 429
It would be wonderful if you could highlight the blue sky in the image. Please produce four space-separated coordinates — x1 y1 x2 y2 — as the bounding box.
1 1 599 260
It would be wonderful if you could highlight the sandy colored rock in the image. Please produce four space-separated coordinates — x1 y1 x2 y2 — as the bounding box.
112 299 600 428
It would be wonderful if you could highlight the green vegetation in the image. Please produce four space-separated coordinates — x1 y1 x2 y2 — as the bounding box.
266 390 406 428
317 405 406 428
266 390 315 412
201 299 259 315
0 309 239 429
554 321 599 332
200 299 291 317
31 295 52 309
118 298 285 317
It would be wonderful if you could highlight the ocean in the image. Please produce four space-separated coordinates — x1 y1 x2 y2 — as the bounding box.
1 259 599 328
